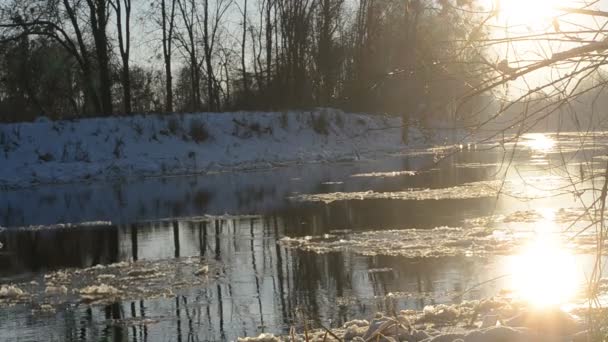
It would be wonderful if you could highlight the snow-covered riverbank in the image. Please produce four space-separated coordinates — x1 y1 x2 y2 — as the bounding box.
239 300 592 342
0 110 459 189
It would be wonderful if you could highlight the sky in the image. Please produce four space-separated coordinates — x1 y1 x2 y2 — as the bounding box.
475 0 608 97
122 0 608 99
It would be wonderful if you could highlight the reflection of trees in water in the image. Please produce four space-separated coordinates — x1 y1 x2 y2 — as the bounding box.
235 185 278 210
280 198 496 235
0 203 25 227
173 221 180 258
131 224 138 261
1 214 491 341
0 225 119 274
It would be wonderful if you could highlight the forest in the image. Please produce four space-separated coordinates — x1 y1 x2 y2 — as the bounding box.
4 1 608 341
0 0 484 122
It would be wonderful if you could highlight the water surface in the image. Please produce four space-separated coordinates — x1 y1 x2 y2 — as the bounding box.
1 132 607 341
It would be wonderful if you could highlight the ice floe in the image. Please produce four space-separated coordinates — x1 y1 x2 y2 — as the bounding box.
351 171 418 178
280 227 516 257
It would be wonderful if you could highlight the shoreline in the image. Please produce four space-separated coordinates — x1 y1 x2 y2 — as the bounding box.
0 110 462 190
238 300 593 342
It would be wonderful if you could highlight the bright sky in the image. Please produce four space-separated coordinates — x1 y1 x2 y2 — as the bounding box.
124 0 608 98
476 0 608 97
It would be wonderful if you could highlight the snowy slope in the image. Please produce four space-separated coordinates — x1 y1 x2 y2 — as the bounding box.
0 109 453 189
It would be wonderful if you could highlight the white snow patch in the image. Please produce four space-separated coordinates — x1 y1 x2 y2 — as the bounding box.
0 110 457 189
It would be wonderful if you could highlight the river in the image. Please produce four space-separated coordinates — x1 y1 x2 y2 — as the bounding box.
0 132 607 341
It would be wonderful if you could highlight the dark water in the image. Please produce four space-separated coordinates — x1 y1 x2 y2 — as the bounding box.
0 133 606 341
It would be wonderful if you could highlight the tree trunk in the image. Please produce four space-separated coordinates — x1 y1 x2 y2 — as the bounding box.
161 0 176 113
63 0 102 114
122 60 131 114
241 0 249 105
88 0 113 115
112 0 132 114
265 0 273 88
177 0 201 111
203 0 215 111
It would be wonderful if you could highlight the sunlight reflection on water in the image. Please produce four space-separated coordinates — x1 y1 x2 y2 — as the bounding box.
506 208 582 308
522 133 556 152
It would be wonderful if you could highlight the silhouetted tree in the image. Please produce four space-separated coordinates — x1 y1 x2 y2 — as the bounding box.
110 0 132 114
0 0 487 121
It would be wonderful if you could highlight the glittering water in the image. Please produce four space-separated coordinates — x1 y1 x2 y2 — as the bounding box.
1 132 608 341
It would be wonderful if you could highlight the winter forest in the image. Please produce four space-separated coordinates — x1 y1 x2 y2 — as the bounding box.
0 0 482 122
5 0 608 341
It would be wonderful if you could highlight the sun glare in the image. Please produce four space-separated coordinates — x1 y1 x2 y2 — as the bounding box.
522 133 555 152
507 210 581 307
483 0 575 25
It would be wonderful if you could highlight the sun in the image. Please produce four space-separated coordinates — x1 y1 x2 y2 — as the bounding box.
506 209 582 308
482 0 575 26
508 238 579 307
522 133 555 152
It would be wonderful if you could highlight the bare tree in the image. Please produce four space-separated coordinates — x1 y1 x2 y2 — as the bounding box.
175 0 202 111
201 0 232 111
0 0 495 118
86 0 113 115
313 0 344 105
276 0 316 107
110 0 132 114
445 4 608 337
264 0 274 89
160 0 177 113
0 0 115 115
238 0 250 104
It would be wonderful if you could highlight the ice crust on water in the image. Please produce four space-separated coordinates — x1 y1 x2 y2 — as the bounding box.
238 333 281 342
80 284 121 299
0 285 25 298
45 285 68 295
280 227 516 257
350 170 417 177
292 176 569 203
464 207 602 226
290 181 504 203
280 201 608 258
0 257 214 308
454 163 502 169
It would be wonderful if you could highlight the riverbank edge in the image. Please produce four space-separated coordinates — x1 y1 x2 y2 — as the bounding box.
0 109 463 190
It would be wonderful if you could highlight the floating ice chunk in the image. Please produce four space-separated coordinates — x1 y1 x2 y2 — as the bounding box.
194 266 209 276
280 226 514 258
291 180 506 203
39 304 55 312
45 285 68 295
80 284 121 299
237 333 280 342
97 274 116 280
0 285 25 298
351 170 417 178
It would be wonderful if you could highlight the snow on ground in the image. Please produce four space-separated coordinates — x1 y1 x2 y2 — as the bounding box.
238 301 591 341
0 109 459 189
